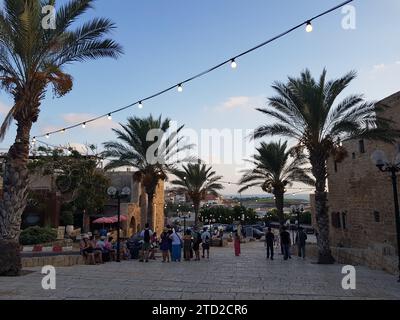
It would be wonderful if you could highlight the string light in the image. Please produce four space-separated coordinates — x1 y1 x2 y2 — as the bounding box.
46 134 50 139
62 129 66 133
82 123 86 129
108 113 112 120
31 0 353 140
306 21 313 32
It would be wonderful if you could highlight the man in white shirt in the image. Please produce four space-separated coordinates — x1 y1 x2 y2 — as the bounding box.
201 227 211 259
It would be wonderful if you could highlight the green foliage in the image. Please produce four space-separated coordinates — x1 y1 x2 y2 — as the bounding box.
60 211 74 226
29 146 110 217
0 0 123 140
20 227 57 245
170 162 224 224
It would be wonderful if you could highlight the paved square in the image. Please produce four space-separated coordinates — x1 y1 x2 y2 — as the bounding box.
0 241 399 300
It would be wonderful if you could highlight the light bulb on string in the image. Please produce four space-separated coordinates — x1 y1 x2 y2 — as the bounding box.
306 21 313 33
230 59 237 69
138 101 143 109
82 122 86 129
107 114 112 120
62 129 66 134
46 134 50 139
177 84 183 92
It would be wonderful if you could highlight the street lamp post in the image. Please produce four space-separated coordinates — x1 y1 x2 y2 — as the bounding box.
179 212 191 233
291 204 305 230
372 149 400 282
107 186 131 263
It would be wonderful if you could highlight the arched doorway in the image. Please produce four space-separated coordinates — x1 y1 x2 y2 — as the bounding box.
129 217 136 237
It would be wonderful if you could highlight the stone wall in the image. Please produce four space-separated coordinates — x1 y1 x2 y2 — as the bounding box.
22 254 84 268
122 178 165 237
326 92 400 251
310 91 400 274
306 244 397 275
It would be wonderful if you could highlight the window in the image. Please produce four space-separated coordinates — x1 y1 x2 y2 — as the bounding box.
373 210 380 223
331 212 341 228
341 212 347 230
359 140 365 154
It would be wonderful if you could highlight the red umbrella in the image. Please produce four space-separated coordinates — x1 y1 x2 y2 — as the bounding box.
110 215 128 223
93 217 114 224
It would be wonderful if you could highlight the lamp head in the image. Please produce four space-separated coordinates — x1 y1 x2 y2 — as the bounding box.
121 187 131 196
371 150 389 170
107 187 117 196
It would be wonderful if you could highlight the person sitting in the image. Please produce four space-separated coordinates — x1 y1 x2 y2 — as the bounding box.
96 236 109 262
88 236 102 264
80 235 96 265
105 237 117 261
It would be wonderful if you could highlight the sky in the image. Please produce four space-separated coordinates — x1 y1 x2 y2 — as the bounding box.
1 0 400 195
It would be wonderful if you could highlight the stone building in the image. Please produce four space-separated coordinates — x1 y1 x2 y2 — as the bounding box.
105 172 165 237
311 91 400 274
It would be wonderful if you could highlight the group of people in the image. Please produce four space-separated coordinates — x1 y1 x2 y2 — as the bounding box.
158 226 212 262
125 223 214 263
80 234 128 264
263 226 308 261
82 223 309 265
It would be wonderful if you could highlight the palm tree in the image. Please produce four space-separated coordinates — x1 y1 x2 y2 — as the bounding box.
170 162 224 226
103 115 192 229
253 69 399 264
0 0 122 276
239 141 313 226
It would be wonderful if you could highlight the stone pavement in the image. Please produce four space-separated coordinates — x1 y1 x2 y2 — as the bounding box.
0 241 399 300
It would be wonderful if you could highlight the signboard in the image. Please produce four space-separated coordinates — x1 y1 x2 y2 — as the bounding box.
57 226 65 240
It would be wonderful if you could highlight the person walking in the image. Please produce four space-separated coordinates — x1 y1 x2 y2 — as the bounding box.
296 227 308 259
160 228 171 263
192 227 202 261
140 223 153 263
183 230 193 261
170 230 182 262
265 227 275 260
201 227 211 259
233 230 241 257
280 226 292 261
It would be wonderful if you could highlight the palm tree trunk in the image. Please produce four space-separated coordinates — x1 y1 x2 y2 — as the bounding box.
0 120 33 276
310 152 335 264
146 192 155 230
274 191 285 226
193 201 200 226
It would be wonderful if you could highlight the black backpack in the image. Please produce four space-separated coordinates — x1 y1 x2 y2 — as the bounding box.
144 229 150 243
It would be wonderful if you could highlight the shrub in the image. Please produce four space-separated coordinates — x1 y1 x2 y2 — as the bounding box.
19 227 57 245
60 211 74 226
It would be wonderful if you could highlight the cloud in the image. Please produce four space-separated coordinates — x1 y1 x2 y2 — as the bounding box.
213 95 264 112
396 61 400 65
372 63 386 71
62 113 118 130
